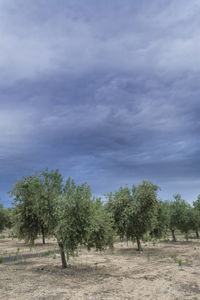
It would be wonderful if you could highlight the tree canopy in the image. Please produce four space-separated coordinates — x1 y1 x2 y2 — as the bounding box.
10 170 114 268
107 181 159 251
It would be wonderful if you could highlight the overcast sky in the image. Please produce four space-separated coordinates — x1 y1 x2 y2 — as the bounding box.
1 0 200 207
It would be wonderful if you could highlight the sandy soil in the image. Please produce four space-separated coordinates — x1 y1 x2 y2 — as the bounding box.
0 233 200 299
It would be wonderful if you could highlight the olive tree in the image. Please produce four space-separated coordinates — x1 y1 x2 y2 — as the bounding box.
193 195 200 238
150 200 170 239
177 203 193 240
10 170 114 268
10 170 63 244
0 203 7 233
106 186 132 240
169 194 191 241
10 177 41 243
168 194 183 241
52 178 114 268
107 181 159 251
189 208 200 238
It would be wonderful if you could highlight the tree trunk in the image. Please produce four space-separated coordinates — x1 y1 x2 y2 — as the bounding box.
171 229 176 242
42 234 45 244
196 231 199 238
58 242 67 268
41 227 45 244
136 236 142 251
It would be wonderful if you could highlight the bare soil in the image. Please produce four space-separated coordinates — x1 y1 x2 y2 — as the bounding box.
0 233 200 299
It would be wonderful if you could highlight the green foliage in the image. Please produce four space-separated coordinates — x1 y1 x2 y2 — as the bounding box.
193 195 200 236
150 200 170 239
10 170 114 268
10 176 43 243
0 202 7 233
4 207 14 229
168 194 192 241
177 259 182 266
107 181 159 250
168 194 199 240
171 253 177 260
85 198 114 251
54 179 114 266
106 186 132 239
10 169 63 244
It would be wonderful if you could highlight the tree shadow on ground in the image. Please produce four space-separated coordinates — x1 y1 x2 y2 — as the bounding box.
32 262 112 282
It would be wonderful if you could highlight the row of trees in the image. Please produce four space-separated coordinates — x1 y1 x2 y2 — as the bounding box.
157 194 200 242
8 170 114 268
1 169 200 268
106 186 200 250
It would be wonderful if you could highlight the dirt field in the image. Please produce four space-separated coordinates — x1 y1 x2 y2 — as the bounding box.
0 233 200 300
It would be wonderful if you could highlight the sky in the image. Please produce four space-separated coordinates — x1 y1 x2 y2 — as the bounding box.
0 0 200 207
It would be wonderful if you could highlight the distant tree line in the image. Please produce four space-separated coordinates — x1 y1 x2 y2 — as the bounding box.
1 169 200 268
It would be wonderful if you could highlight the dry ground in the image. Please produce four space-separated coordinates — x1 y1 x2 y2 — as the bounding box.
0 232 200 299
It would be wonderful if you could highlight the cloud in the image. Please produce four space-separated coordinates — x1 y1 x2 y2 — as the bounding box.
0 0 200 85
1 0 200 206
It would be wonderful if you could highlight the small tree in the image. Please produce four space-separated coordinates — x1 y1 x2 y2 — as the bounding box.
0 203 7 233
168 194 187 242
107 181 159 251
186 207 200 239
35 169 63 244
52 179 114 268
177 202 192 240
106 186 132 240
10 177 41 243
10 170 63 244
4 208 13 229
193 195 200 238
150 200 170 239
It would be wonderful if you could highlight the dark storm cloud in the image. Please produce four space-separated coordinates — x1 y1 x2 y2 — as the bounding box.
0 0 200 206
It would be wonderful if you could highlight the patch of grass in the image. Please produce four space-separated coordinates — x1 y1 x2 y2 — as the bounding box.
171 254 183 266
177 259 182 266
144 275 148 280
41 250 51 257
0 257 3 263
171 253 177 260
53 254 56 259
0 235 6 239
